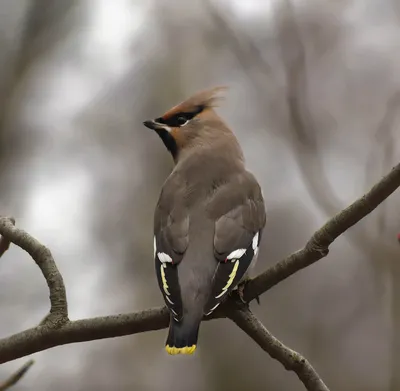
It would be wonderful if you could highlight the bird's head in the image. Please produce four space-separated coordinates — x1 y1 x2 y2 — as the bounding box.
143 86 234 162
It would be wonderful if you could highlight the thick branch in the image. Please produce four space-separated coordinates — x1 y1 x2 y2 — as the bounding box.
243 163 400 302
0 359 34 390
0 308 169 364
0 217 68 324
229 308 329 391
0 306 226 364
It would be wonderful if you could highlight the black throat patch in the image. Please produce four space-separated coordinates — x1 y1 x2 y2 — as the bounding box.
156 129 178 159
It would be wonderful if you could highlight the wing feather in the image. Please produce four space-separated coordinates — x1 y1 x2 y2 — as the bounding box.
154 174 189 321
204 176 266 315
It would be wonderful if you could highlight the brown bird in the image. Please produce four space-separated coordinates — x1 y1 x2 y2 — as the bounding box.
143 87 266 355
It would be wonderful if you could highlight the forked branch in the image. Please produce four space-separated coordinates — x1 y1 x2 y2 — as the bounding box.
228 307 329 391
0 162 399 391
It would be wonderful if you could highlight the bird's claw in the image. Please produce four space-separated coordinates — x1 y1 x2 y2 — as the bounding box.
236 281 261 305
237 283 247 303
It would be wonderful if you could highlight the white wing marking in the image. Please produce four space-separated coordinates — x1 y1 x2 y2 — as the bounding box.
205 302 221 316
252 232 259 251
226 248 246 260
158 252 173 263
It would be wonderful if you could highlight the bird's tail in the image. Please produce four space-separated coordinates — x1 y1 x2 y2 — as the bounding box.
165 317 200 355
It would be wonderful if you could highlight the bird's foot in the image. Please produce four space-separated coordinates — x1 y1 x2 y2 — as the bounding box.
237 282 247 303
234 280 261 305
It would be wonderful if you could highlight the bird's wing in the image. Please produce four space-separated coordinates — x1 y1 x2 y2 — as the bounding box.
153 174 189 321
204 175 266 315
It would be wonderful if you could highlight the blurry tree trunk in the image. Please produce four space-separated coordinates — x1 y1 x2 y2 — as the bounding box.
14 0 77 79
0 0 77 159
0 0 79 209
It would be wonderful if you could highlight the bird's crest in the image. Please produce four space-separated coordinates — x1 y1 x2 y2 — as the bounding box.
161 86 228 121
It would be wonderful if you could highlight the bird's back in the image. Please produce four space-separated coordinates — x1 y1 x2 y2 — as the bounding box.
146 87 266 354
164 152 262 316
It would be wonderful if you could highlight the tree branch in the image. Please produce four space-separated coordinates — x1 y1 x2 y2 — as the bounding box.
0 307 170 364
0 217 68 325
243 162 400 302
0 162 399 390
0 216 218 364
0 359 34 391
228 307 329 391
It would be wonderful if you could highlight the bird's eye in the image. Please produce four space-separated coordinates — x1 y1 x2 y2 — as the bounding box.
177 116 189 126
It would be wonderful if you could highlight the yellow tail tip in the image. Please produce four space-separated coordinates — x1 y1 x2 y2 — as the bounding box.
165 345 197 355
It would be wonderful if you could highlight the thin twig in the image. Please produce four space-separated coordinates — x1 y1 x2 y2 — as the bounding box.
0 359 34 390
228 308 329 391
243 162 400 302
0 217 68 325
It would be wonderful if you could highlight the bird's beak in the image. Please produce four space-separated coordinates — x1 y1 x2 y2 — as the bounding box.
143 120 165 131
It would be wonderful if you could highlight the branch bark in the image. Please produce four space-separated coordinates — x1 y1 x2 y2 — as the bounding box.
228 307 329 391
0 307 169 364
0 217 68 325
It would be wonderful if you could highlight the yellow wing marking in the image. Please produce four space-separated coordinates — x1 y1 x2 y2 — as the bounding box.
215 259 239 298
160 264 170 296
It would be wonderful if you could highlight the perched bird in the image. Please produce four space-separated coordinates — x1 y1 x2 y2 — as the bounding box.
143 87 266 355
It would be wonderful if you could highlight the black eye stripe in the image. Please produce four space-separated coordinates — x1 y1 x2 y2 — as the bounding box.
156 105 204 127
157 113 192 127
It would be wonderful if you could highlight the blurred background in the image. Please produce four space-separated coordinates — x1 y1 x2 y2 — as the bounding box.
0 0 399 390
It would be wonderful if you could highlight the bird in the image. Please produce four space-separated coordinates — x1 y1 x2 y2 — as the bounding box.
143 86 266 355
